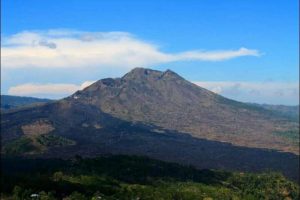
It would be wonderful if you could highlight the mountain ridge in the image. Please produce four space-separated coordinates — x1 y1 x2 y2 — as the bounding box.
1 67 299 180
2 68 298 154
61 67 298 154
1 95 53 111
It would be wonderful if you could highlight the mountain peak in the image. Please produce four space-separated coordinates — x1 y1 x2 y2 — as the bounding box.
122 67 162 80
122 67 184 81
128 67 150 73
77 68 186 97
127 67 161 74
161 69 183 79
164 69 175 74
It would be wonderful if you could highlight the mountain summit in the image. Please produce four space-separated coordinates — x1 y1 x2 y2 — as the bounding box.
63 67 298 154
1 68 299 180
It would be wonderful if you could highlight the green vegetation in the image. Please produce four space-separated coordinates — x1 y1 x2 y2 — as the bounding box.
36 134 76 147
3 136 37 155
1 155 299 200
3 134 75 156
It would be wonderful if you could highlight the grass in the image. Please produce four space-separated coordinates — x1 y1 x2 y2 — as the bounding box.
36 134 76 147
3 134 76 155
3 136 37 155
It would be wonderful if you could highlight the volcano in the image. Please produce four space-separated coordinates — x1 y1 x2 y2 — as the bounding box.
1 68 299 180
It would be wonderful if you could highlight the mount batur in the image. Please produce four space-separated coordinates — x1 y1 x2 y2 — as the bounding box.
1 68 299 180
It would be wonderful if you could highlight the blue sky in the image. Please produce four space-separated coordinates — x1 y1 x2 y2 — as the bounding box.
1 0 299 104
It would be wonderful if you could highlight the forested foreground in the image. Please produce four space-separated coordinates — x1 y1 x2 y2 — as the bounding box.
1 155 299 200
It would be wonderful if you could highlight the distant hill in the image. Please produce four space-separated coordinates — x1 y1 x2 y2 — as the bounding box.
1 95 53 110
248 103 299 122
1 68 299 181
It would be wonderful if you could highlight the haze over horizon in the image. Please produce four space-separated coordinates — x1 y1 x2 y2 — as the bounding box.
1 0 299 105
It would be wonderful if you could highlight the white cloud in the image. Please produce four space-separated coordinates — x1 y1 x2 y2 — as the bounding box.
194 81 299 105
8 81 96 99
174 47 259 61
1 30 260 69
80 81 96 89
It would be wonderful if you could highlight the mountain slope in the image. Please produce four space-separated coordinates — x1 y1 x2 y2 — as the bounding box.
1 68 299 180
248 103 299 122
1 95 53 110
70 68 299 153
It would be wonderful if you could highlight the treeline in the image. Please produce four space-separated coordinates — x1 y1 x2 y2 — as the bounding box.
1 155 299 199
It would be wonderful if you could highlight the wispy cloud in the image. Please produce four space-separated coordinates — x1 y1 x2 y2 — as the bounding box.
8 81 96 99
194 81 299 105
1 30 260 69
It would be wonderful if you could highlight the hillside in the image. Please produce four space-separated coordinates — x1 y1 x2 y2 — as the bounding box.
1 95 53 110
1 155 299 200
1 68 299 181
248 103 299 122
69 68 298 153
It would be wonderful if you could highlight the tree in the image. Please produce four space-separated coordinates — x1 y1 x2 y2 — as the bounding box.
39 191 57 200
12 186 23 200
63 192 87 200
53 171 64 182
